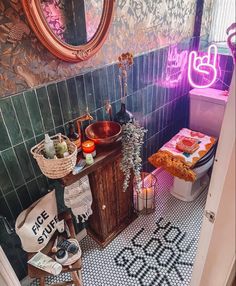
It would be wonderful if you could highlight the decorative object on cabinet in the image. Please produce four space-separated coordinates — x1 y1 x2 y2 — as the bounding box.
27 212 83 286
85 121 122 145
115 52 134 125
30 133 77 179
120 122 147 192
133 172 157 214
82 140 96 157
21 0 115 62
61 141 137 247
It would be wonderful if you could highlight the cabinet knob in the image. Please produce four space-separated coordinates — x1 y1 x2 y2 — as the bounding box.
102 205 106 210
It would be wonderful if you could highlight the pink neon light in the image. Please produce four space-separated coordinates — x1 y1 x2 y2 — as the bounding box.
188 44 218 88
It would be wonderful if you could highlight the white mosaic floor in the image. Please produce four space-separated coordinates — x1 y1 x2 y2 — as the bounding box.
29 169 207 286
80 169 207 286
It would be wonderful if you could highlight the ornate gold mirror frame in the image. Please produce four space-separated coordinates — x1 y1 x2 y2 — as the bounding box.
21 0 115 62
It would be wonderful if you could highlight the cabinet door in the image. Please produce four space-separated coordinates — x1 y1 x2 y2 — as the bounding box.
88 162 118 241
113 156 133 225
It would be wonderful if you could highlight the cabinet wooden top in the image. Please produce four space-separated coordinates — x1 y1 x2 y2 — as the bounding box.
61 140 122 186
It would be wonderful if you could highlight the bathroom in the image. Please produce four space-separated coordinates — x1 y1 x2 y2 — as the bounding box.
0 0 235 285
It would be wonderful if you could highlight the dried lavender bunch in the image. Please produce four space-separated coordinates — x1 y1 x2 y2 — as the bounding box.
120 121 147 192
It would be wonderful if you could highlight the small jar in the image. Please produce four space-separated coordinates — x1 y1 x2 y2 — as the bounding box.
55 249 68 265
85 153 94 165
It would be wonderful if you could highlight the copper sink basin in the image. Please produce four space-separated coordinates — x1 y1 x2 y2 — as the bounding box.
85 121 122 145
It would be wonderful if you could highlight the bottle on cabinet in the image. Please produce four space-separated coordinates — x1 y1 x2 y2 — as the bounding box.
67 122 81 152
44 134 56 159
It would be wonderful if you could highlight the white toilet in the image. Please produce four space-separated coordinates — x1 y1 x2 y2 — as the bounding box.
170 88 228 201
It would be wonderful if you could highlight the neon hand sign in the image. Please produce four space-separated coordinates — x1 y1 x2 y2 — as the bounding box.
188 44 218 88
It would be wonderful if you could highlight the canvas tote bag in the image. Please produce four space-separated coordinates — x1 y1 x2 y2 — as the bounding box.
15 190 58 253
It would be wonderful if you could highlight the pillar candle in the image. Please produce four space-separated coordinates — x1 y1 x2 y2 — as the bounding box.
143 187 154 209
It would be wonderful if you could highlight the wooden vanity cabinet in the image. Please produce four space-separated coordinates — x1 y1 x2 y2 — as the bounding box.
62 141 137 247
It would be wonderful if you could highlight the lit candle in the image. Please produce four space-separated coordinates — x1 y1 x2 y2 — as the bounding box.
82 140 95 153
137 192 144 211
143 187 154 209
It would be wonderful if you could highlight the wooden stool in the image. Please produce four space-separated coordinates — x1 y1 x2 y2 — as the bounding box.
27 212 83 286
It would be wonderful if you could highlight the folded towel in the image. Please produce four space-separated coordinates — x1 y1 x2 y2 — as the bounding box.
64 176 93 223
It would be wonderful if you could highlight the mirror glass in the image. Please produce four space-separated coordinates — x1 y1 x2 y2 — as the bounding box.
40 0 104 46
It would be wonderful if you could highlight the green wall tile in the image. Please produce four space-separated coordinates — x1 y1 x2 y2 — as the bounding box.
5 191 22 219
14 143 35 182
75 75 87 115
67 78 80 119
17 186 32 209
36 87 54 131
24 90 44 136
25 138 42 177
47 84 63 127
0 98 23 145
0 155 14 195
57 81 72 123
27 179 41 202
0 196 13 221
0 110 11 151
11 94 34 140
1 149 25 188
36 176 49 196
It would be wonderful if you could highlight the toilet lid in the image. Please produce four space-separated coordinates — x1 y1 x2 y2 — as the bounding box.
194 145 217 168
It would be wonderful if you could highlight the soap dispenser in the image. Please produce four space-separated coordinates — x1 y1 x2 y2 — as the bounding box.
44 134 56 159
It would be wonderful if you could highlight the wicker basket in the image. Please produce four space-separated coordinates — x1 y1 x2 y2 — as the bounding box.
30 134 77 179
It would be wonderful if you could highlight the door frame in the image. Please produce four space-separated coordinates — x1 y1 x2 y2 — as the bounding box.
191 68 235 285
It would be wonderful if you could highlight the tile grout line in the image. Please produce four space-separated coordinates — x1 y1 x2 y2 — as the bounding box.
33 89 47 133
0 183 15 221
45 86 57 133
10 97 38 200
55 83 66 134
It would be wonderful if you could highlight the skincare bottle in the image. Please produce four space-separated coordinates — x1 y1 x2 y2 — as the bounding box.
56 134 68 158
67 122 81 152
28 252 62 275
44 134 56 159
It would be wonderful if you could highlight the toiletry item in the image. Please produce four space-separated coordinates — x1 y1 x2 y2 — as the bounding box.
44 134 56 159
85 153 94 165
28 252 62 275
72 159 86 175
56 220 65 233
55 249 68 265
67 122 81 152
56 134 68 158
82 140 95 153
52 236 58 253
57 239 79 254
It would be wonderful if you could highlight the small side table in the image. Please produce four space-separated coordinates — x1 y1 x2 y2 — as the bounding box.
27 212 83 286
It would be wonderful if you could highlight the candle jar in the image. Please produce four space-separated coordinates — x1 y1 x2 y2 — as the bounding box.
82 140 96 157
133 172 157 214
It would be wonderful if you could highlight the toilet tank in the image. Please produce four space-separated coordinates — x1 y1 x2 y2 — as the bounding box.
189 88 228 138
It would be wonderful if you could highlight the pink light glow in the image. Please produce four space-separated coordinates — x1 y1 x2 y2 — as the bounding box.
188 44 218 88
155 46 188 88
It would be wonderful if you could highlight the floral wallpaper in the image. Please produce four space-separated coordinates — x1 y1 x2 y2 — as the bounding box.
0 0 197 97
40 0 66 42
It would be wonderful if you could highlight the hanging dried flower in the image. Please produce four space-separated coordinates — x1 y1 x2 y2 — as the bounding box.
120 122 147 192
